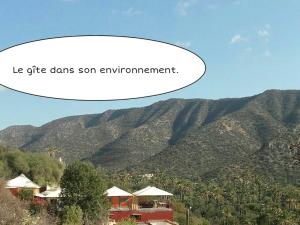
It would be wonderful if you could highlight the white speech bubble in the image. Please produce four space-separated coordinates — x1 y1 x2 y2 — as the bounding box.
0 36 206 100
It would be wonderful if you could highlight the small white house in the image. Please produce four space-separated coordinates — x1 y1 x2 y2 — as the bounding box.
5 174 40 196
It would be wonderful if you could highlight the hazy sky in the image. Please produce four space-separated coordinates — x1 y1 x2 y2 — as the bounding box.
0 0 300 129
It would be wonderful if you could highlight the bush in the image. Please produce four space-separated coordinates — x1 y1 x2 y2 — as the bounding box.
116 218 136 225
61 205 83 225
30 202 46 215
18 189 33 201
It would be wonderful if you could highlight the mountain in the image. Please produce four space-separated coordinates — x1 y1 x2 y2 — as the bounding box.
0 90 299 184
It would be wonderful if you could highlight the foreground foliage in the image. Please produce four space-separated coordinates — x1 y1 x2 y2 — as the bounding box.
61 205 83 225
0 180 56 225
115 218 136 225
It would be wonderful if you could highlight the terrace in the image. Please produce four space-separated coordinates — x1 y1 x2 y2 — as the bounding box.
105 186 174 224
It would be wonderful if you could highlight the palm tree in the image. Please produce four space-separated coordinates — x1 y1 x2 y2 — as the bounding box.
46 146 61 158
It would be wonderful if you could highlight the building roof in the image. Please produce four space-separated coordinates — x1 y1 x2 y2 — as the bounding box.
133 186 173 196
35 186 61 198
104 186 133 197
5 174 40 189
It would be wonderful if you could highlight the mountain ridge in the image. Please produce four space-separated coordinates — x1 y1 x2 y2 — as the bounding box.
1 89 299 184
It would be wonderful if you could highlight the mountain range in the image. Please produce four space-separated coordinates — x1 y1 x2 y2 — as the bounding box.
0 89 299 185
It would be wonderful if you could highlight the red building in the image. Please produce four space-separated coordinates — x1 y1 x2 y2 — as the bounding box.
105 186 175 224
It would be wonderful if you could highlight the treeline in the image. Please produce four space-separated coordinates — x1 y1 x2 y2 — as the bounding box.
0 145 64 185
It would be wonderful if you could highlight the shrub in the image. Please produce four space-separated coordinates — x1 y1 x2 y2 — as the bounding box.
18 189 33 201
116 218 136 225
61 205 83 225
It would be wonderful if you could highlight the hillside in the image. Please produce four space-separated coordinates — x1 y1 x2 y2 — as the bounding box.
132 90 300 184
0 90 299 184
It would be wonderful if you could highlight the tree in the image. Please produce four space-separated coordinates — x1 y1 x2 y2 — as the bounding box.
46 146 61 158
0 147 64 185
61 205 83 225
60 161 107 223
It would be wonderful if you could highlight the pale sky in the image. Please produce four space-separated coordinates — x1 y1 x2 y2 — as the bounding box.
0 0 300 129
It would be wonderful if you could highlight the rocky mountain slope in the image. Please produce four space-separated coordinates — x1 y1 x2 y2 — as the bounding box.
0 90 299 184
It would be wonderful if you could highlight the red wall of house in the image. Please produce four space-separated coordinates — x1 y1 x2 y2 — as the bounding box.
112 197 119 208
109 210 173 222
8 187 39 197
9 188 20 196
111 197 132 209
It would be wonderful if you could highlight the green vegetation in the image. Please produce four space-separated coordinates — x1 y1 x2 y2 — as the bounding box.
18 189 34 201
0 145 64 185
172 200 211 225
60 161 108 224
61 205 84 225
190 167 300 225
115 219 136 225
